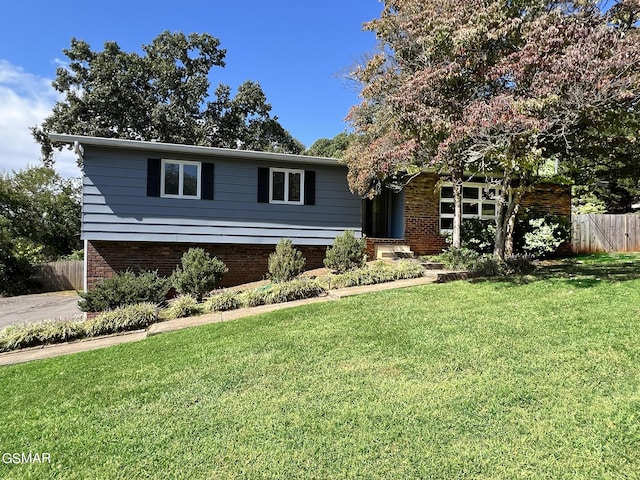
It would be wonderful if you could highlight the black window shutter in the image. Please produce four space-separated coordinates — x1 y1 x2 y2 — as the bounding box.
257 167 270 203
201 163 214 200
147 158 161 197
304 170 316 205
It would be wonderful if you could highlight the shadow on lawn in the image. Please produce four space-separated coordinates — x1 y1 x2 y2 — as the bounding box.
470 254 640 289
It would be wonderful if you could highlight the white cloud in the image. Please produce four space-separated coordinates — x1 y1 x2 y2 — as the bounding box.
0 60 79 178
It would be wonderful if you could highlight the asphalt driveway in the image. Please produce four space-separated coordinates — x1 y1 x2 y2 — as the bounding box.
0 291 83 329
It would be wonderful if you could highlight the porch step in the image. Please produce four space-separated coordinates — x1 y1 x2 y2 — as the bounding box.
375 245 414 260
421 261 445 270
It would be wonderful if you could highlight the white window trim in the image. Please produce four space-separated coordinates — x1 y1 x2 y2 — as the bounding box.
439 181 503 232
269 167 305 205
161 159 201 199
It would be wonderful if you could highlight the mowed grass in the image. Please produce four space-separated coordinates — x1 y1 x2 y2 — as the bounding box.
1 255 640 479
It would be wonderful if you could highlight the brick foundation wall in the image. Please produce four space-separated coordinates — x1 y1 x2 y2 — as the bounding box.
86 241 327 290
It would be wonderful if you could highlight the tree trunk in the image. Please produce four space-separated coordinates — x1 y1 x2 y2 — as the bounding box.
505 193 522 257
493 173 513 262
451 177 463 248
494 170 528 261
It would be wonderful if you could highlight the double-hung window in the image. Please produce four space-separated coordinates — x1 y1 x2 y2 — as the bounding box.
161 159 201 199
269 168 304 205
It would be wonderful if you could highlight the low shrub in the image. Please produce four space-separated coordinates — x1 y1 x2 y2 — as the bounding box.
522 217 568 259
78 270 170 312
461 218 495 254
84 302 158 337
164 294 203 320
268 239 305 283
471 256 503 276
503 254 536 275
434 247 482 271
330 260 424 289
172 248 228 300
324 230 367 273
0 318 86 352
204 290 242 312
434 246 535 276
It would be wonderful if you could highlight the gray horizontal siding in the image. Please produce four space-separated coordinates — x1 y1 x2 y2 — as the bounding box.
82 146 362 245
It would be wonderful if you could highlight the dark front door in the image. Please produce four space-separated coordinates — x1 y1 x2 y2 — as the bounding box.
363 190 390 238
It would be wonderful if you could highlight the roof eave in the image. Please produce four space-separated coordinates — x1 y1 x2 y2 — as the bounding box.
47 133 342 167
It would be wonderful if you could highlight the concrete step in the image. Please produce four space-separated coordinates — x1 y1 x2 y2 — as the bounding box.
421 261 445 270
375 245 414 260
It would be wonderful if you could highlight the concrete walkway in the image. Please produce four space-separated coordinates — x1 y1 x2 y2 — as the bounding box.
0 273 464 367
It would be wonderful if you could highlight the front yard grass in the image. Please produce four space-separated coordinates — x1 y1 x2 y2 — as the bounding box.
0 254 639 479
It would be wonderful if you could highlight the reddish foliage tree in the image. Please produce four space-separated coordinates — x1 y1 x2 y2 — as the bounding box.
346 0 640 258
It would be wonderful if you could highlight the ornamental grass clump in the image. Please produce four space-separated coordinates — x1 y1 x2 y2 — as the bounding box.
204 290 242 313
0 318 86 352
84 302 158 337
237 278 326 308
330 260 424 289
164 294 203 320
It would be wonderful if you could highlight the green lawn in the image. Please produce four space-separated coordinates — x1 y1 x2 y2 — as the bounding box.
1 255 640 479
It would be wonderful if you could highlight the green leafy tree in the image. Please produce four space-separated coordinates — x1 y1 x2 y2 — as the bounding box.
0 166 81 260
305 132 354 158
33 31 303 161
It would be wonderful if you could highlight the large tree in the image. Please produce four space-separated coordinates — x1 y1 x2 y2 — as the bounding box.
33 31 303 161
346 0 640 259
0 166 81 261
305 132 354 158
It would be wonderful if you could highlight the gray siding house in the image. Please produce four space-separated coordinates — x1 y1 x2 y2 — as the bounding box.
49 134 362 289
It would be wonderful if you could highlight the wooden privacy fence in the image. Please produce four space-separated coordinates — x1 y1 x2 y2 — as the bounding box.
572 214 640 254
33 260 84 292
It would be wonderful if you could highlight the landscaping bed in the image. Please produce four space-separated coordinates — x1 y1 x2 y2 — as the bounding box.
0 259 426 353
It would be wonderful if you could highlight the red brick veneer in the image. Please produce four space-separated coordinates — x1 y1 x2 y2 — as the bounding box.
86 240 327 290
366 174 571 257
403 173 448 255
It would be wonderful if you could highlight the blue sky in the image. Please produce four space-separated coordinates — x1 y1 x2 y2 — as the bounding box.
0 0 383 177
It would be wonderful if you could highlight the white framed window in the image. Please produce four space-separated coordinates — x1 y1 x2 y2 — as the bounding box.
269 168 304 205
440 182 501 231
161 159 201 199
